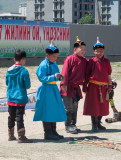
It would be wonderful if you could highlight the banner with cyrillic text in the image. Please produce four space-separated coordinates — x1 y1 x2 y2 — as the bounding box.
0 20 70 57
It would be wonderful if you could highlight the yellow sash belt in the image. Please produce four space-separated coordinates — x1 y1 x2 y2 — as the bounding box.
89 79 109 103
47 81 56 84
89 79 108 85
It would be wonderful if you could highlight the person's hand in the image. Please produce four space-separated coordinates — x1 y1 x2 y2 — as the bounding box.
61 84 67 92
82 83 88 93
55 73 61 79
59 75 65 81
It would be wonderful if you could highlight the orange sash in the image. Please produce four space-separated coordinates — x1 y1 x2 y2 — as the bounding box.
89 79 108 85
47 81 56 84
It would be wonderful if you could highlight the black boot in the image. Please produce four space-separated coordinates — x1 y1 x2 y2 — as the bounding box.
91 116 98 132
71 111 81 132
43 122 60 140
65 112 77 134
51 122 64 139
65 111 72 127
97 116 106 130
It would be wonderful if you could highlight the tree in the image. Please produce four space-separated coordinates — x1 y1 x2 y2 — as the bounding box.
79 13 95 24
119 20 121 25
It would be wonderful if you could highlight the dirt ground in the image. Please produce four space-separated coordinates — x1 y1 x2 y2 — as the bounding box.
0 63 121 160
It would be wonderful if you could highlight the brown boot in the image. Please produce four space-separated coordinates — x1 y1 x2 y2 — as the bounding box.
8 127 16 141
17 128 32 143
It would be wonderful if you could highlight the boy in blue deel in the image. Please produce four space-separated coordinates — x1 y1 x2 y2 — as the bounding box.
33 41 67 140
6 49 32 143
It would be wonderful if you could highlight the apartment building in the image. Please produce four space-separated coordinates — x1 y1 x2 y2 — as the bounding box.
26 0 95 23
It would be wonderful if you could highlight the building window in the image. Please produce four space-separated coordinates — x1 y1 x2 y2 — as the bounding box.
35 13 39 19
102 15 106 21
38 0 41 2
54 3 57 9
107 1 110 6
60 11 63 18
74 3 77 8
85 4 89 10
54 11 58 18
74 19 77 23
74 11 77 16
35 0 38 3
35 5 39 11
60 18 64 22
102 1 106 6
91 5 93 10
60 2 63 9
107 15 110 21
80 4 82 10
85 4 87 10
40 5 43 11
80 12 82 18
120 8 121 13
120 1 121 5
107 8 110 14
102 8 106 13
40 13 43 19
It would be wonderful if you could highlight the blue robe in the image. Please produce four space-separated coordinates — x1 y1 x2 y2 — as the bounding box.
33 58 67 122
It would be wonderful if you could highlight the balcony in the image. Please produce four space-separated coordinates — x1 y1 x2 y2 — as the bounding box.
53 17 64 20
101 13 111 15
34 11 44 13
80 0 93 4
53 0 64 3
53 8 64 11
34 3 44 5
101 5 111 8
80 10 90 13
35 18 44 21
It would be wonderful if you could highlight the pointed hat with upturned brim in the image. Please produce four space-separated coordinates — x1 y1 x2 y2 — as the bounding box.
46 40 59 54
73 36 86 48
93 37 104 50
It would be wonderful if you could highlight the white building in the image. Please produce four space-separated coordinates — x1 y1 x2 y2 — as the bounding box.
26 0 95 23
95 0 121 25
19 3 27 16
26 0 35 20
0 13 26 20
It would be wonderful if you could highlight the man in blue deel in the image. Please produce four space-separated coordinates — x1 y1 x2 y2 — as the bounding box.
33 41 67 140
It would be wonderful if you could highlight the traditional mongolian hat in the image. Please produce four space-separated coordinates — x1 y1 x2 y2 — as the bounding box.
73 36 86 48
93 37 105 50
45 40 59 54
